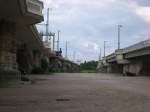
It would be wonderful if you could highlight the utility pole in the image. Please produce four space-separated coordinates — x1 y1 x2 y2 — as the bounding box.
57 30 60 51
53 34 55 51
104 41 107 58
65 41 68 59
99 48 101 60
38 8 51 48
118 25 122 49
46 8 50 42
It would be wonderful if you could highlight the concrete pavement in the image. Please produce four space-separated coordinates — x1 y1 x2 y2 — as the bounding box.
0 73 150 112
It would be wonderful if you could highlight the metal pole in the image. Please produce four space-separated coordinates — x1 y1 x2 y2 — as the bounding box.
46 8 49 42
53 35 55 51
104 41 106 58
65 41 68 58
99 48 101 60
57 30 60 51
118 25 122 49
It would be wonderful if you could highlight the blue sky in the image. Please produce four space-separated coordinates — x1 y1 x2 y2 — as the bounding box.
38 0 150 62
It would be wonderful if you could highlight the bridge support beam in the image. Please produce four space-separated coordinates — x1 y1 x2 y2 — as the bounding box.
107 64 123 73
0 19 19 79
141 62 150 75
123 60 143 76
49 57 79 73
123 56 150 76
17 45 44 73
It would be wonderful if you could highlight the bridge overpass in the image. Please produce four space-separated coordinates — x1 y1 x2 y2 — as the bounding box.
49 55 80 73
0 0 79 80
97 39 150 76
0 0 44 78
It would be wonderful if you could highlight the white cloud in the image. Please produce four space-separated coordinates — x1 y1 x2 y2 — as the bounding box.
82 41 99 51
39 0 150 62
136 6 150 23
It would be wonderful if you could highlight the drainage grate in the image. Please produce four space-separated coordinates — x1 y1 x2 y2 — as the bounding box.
56 98 70 102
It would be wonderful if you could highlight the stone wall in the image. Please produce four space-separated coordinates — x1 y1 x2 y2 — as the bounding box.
17 44 45 73
49 57 80 73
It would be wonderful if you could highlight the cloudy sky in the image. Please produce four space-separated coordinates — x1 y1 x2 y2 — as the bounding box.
38 0 150 62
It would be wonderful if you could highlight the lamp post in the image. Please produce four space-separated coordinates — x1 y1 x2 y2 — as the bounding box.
118 25 123 49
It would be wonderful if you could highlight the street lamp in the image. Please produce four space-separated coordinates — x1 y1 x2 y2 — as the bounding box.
118 25 123 49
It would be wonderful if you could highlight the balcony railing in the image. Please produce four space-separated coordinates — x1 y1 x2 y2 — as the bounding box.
26 0 43 16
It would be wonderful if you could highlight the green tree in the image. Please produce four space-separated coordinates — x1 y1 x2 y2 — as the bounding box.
80 61 98 71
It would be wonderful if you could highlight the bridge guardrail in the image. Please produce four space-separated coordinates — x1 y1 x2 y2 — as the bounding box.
123 39 150 53
26 0 43 16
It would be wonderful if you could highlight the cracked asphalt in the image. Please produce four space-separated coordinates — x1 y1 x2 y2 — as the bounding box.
0 73 150 112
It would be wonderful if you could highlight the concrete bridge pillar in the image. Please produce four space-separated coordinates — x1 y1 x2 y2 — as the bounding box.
123 56 150 76
107 64 123 73
141 56 150 75
32 50 41 68
0 19 19 79
123 61 143 76
97 60 108 73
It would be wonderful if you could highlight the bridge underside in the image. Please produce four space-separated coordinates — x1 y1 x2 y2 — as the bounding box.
141 56 150 75
98 43 150 76
123 55 150 76
0 21 45 79
107 62 123 74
